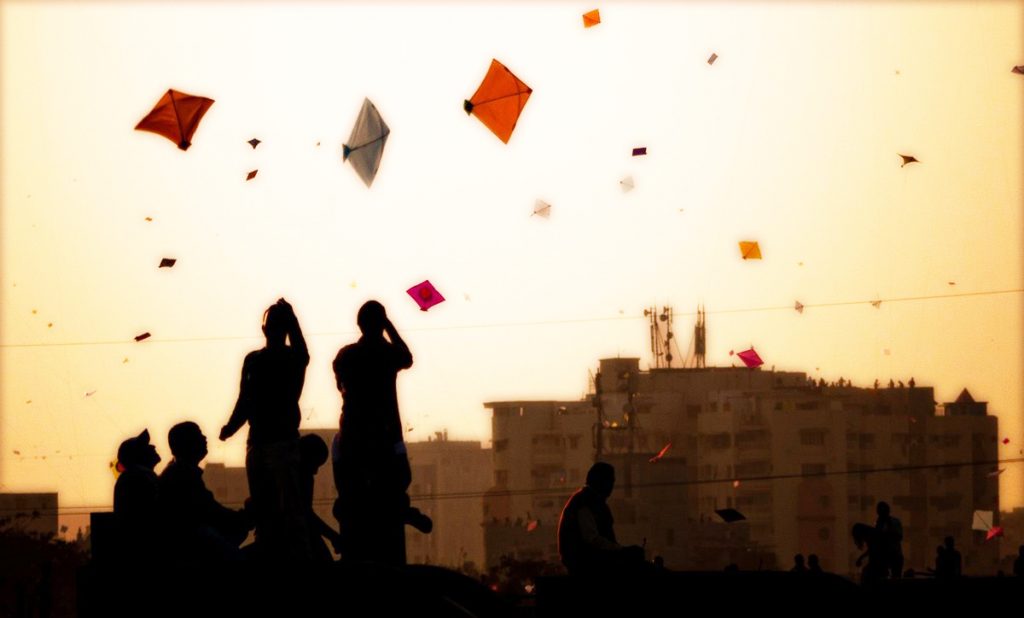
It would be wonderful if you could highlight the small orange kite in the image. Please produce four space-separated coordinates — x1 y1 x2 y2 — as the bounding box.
135 89 214 151
582 9 601 28
739 241 762 260
464 59 532 144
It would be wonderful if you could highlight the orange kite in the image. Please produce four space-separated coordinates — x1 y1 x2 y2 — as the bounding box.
464 59 532 144
582 9 601 28
135 89 215 151
738 241 762 260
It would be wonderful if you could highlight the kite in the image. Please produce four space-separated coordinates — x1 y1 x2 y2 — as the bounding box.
871 300 882 308
649 442 672 463
84 391 96 397
898 154 919 167
464 59 532 144
532 200 551 218
247 138 261 149
135 89 214 151
1012 66 1024 75
1002 437 1010 445
526 520 540 532
343 98 390 187
986 526 1004 542
632 147 647 156
123 358 129 364
737 348 763 368
134 332 151 342
972 510 993 532
738 241 761 260
13 450 20 455
794 301 804 314
582 9 601 28
715 508 746 523
987 468 1005 477
732 480 741 488
948 282 955 286
708 53 718 65
144 217 153 222
31 309 37 315
159 258 176 268
246 170 258 181
620 176 634 192
47 323 53 328
407 280 445 312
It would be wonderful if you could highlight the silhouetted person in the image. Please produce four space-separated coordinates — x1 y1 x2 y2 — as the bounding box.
874 501 903 579
159 422 252 562
908 377 916 388
807 554 824 574
557 462 646 577
113 429 162 562
220 298 311 560
935 536 961 578
1013 545 1024 577
332 301 425 565
790 554 807 573
888 379 895 388
298 434 342 562
852 523 885 584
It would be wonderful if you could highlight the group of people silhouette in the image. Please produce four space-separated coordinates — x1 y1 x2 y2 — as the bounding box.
112 299 431 565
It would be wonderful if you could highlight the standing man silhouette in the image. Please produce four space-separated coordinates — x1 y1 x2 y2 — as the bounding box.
220 298 311 559
332 301 415 565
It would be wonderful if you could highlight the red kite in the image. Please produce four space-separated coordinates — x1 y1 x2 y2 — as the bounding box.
649 442 672 463
1012 66 1024 75
464 59 532 144
985 526 1004 542
526 520 539 532
159 258 176 268
135 89 214 151
246 170 258 181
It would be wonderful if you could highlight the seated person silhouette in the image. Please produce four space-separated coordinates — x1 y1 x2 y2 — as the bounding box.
113 429 162 562
298 434 343 562
557 462 646 576
807 553 824 574
791 553 807 573
934 536 961 578
159 422 252 562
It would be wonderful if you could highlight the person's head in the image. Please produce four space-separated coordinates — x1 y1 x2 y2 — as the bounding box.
167 422 208 464
357 301 387 336
262 301 290 346
808 554 820 568
851 523 873 549
794 554 805 566
299 434 329 474
944 536 955 550
585 462 615 499
876 501 890 518
117 429 161 470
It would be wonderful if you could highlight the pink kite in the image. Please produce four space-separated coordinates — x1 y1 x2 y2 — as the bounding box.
526 520 539 532
407 280 445 311
985 526 1004 542
737 348 763 368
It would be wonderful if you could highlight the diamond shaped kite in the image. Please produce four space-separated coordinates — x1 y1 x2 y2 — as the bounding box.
1012 66 1023 75
247 138 261 149
737 348 763 368
899 154 919 167
739 241 761 260
407 280 445 312
464 59 532 144
526 520 540 532
620 176 634 192
159 258 176 268
871 300 882 309
533 200 551 218
715 508 746 523
582 9 601 28
135 89 215 151
343 98 390 187
986 526 1004 542
794 301 804 314
246 170 258 181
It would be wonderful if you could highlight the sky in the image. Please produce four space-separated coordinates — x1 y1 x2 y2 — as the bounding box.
1 1 1022 523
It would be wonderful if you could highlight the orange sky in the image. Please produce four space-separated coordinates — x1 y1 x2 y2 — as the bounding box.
1 1 1022 520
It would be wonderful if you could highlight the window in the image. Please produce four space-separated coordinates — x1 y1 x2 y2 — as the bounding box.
800 429 827 446
493 439 509 452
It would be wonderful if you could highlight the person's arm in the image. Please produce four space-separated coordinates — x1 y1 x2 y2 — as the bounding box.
578 506 622 552
278 298 309 365
383 317 412 370
220 354 253 440
312 512 343 553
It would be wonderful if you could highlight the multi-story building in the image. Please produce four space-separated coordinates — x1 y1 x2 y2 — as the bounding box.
483 357 1000 576
405 432 491 570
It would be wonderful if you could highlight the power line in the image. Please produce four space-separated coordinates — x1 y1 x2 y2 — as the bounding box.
10 456 1020 516
1 287 1021 350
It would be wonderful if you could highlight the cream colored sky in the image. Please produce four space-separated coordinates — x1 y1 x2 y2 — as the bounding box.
1 2 1022 517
